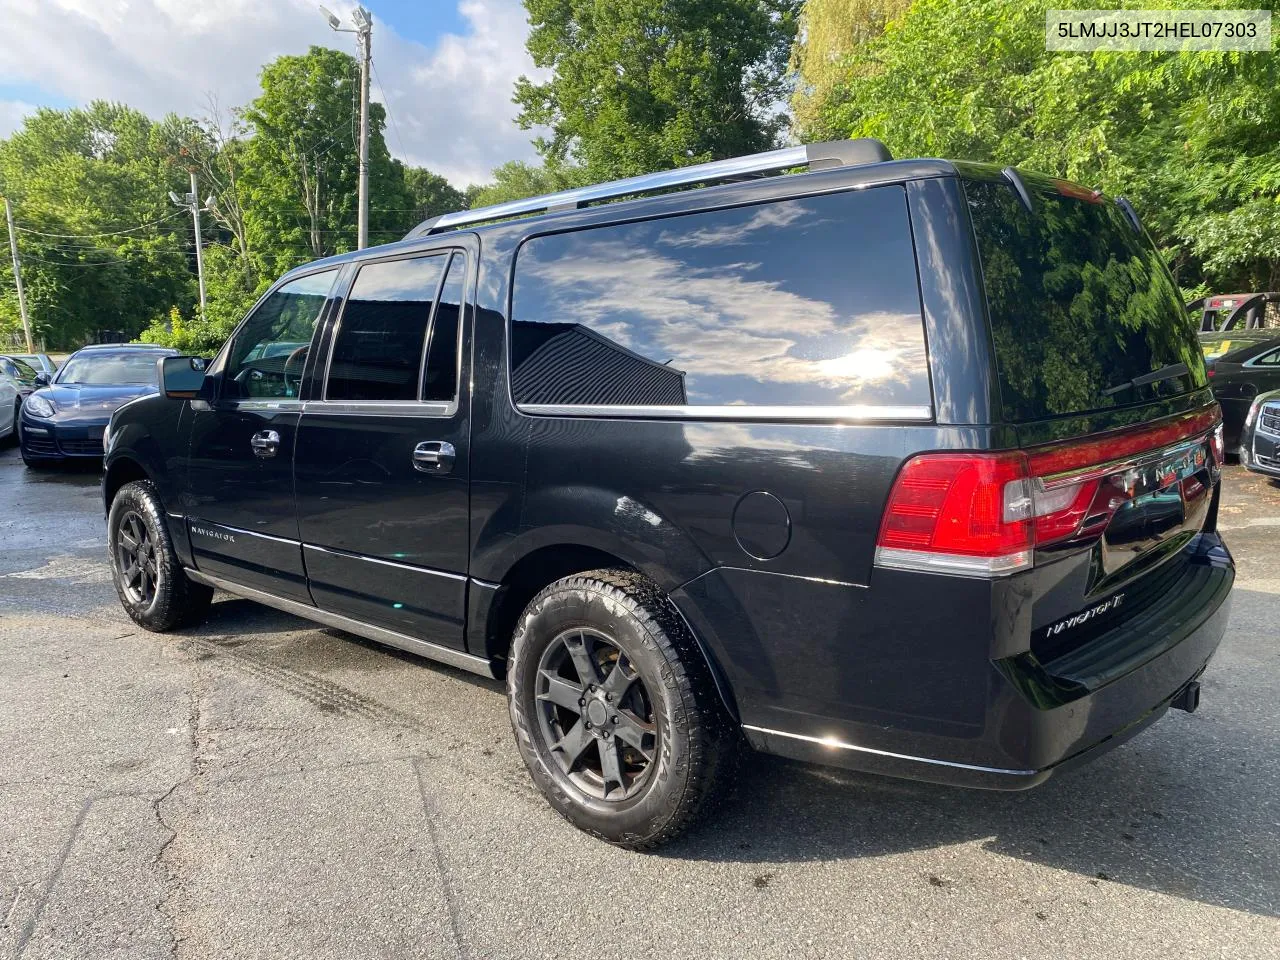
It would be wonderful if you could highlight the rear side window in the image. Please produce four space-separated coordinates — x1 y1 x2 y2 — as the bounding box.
966 178 1207 421
510 186 930 409
326 254 448 401
423 253 466 402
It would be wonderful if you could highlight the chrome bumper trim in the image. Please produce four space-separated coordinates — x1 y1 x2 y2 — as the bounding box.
741 724 1037 777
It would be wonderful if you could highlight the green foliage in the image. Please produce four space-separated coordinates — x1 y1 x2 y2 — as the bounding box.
403 166 468 224
137 245 267 355
0 101 195 347
239 46 415 278
789 0 911 143
515 0 802 181
468 160 584 207
813 0 1280 292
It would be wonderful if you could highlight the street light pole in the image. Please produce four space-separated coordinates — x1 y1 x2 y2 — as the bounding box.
356 9 371 250
2 197 33 353
169 173 207 316
321 5 373 250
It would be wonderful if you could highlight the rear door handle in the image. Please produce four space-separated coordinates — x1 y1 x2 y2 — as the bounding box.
250 429 280 458
413 440 456 474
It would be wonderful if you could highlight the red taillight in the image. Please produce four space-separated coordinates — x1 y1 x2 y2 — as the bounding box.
876 410 1221 578
877 453 1033 576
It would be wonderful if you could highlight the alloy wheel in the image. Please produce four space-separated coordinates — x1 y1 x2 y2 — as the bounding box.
115 510 158 607
534 628 659 801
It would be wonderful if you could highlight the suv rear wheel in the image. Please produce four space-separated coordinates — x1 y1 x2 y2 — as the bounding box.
108 480 213 631
508 569 738 849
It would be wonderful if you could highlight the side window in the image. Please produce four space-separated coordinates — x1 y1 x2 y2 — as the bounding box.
1255 349 1280 366
421 253 466 402
509 186 929 409
224 270 337 400
326 254 448 402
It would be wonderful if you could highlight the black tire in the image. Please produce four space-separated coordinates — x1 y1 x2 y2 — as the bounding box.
108 479 213 631
508 568 738 849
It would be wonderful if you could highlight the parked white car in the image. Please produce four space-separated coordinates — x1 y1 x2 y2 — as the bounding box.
0 368 18 442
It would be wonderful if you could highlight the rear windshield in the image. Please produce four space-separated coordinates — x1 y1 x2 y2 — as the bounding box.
965 178 1207 422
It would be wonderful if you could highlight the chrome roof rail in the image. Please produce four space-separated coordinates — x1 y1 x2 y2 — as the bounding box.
405 138 893 239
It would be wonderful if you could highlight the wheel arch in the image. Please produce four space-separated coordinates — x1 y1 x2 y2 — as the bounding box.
473 540 740 722
103 455 151 512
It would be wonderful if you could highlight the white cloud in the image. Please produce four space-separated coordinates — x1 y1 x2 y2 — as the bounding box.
0 0 542 186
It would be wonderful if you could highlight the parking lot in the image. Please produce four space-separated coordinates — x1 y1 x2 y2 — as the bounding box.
1 444 1277 960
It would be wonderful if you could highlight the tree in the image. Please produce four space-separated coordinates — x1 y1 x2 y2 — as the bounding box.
0 102 193 347
239 46 413 278
401 166 468 229
788 0 911 143
514 0 801 182
812 0 1280 294
468 160 582 208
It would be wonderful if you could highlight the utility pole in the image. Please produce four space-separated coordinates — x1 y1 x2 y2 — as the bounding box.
169 172 209 315
321 4 373 249
2 197 33 353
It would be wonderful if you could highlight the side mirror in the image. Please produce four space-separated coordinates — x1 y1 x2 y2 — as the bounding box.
160 356 207 399
33 373 50 387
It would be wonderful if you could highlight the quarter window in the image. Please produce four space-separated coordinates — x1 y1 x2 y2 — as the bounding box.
224 270 337 400
326 254 449 402
509 186 930 409
422 253 466 402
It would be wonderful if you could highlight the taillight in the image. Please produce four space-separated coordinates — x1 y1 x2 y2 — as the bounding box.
875 410 1221 579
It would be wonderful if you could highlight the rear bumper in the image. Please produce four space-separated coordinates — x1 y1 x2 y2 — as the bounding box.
682 535 1234 791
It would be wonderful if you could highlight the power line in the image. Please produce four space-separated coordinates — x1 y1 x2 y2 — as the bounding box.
371 57 407 160
14 211 185 239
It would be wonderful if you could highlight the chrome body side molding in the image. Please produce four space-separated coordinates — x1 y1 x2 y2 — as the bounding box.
184 567 496 679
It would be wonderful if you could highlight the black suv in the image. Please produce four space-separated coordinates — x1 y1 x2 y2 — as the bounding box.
103 140 1233 848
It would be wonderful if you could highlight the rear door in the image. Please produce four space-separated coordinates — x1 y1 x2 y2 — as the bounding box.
293 243 474 651
185 268 339 601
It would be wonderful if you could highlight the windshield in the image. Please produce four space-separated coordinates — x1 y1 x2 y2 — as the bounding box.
56 351 166 386
966 177 1207 422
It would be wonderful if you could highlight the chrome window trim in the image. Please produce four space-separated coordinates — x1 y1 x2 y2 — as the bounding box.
184 568 495 679
516 403 933 423
1242 348 1280 368
302 399 457 418
218 399 303 412
302 543 467 581
740 724 1037 777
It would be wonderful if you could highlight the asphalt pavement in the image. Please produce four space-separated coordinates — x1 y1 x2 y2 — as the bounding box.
1 443 1277 959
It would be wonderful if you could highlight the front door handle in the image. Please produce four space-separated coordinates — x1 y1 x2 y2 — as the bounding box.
413 440 456 474
250 429 281 458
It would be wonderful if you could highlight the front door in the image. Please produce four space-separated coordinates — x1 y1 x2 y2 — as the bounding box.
185 268 340 602
293 247 473 650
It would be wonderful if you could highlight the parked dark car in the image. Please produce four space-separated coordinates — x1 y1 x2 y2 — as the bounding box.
1198 330 1280 454
20 343 178 467
0 354 40 401
102 141 1233 848
1240 388 1280 480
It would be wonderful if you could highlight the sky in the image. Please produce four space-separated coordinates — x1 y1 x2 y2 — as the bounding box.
0 0 543 187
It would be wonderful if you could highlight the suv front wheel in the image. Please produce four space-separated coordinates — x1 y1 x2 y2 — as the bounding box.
508 569 738 849
108 480 213 631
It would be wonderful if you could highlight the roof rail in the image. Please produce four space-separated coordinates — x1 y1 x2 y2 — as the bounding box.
404 138 893 239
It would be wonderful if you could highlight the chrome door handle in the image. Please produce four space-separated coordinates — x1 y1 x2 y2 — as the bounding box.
250 429 280 458
413 440 456 474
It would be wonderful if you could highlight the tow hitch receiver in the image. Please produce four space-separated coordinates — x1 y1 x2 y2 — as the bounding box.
1172 680 1202 714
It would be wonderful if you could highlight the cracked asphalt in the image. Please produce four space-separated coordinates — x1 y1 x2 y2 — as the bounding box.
1 443 1278 960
